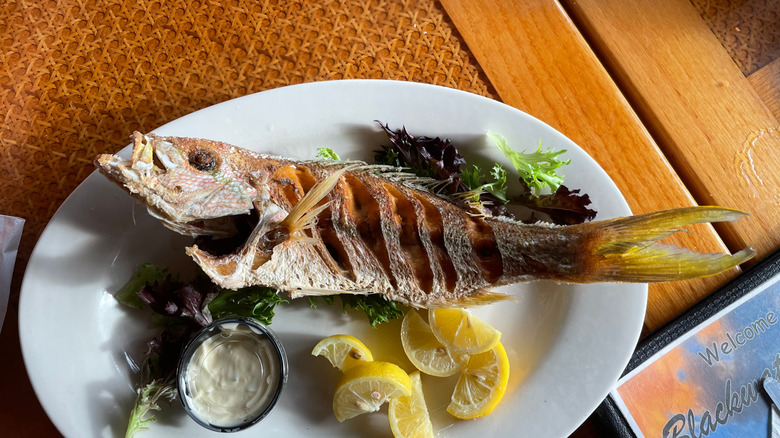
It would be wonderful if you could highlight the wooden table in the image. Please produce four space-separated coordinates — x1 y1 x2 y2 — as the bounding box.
1 0 778 436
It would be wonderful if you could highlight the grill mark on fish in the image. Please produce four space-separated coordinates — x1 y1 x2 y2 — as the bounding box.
438 206 487 294
319 213 355 281
412 192 458 293
468 218 503 284
295 167 318 198
344 173 396 289
276 177 299 205
404 193 442 297
374 181 418 294
313 232 349 278
328 176 391 290
384 183 434 295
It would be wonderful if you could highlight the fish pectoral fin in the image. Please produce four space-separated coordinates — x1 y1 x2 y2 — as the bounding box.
280 164 356 235
294 202 332 233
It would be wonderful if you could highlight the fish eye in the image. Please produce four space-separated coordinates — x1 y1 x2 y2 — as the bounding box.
189 150 217 171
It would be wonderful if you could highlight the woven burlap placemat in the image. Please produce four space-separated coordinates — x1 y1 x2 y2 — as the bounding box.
0 0 496 303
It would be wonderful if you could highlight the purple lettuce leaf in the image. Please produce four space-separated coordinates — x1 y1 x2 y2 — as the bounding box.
512 182 597 225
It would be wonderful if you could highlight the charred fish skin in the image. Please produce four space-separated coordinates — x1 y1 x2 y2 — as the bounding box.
95 132 756 308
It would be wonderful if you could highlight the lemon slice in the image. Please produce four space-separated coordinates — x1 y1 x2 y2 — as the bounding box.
401 309 469 377
447 342 510 419
312 334 374 372
388 371 434 438
333 361 412 422
428 308 501 355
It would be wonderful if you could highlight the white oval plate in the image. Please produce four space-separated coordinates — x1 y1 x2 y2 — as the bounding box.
19 80 646 438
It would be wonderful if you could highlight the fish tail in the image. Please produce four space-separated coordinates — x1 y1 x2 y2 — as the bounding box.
578 207 755 282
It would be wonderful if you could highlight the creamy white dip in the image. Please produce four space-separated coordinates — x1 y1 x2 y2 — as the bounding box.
182 322 281 428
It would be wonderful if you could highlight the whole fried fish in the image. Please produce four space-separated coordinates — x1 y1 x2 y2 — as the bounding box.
95 132 755 307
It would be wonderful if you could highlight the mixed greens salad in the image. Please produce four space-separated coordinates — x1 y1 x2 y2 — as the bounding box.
118 123 596 436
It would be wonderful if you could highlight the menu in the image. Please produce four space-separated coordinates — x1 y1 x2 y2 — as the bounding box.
600 249 780 438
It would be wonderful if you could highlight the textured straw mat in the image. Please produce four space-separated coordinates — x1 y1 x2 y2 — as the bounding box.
0 0 496 304
690 0 780 76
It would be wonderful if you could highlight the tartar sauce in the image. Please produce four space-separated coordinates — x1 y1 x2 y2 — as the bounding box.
179 319 287 431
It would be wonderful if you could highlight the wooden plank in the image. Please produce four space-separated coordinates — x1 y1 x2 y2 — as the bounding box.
561 0 780 262
749 57 780 123
440 0 738 331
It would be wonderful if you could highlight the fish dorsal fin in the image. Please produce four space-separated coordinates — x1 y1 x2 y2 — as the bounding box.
301 159 367 168
311 160 458 199
280 164 355 235
314 160 449 193
363 166 449 191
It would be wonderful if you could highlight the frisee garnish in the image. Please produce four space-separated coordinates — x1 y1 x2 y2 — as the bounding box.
316 147 341 161
488 131 570 195
461 164 509 204
124 323 196 438
125 379 177 438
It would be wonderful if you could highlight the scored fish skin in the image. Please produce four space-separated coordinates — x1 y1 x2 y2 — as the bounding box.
95 132 755 308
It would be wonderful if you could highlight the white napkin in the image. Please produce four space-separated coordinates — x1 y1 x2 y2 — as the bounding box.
0 214 24 333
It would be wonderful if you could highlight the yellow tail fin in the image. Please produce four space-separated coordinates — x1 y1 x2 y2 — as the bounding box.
588 207 755 282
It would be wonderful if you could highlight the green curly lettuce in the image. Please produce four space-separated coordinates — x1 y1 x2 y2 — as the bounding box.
316 147 341 160
125 379 177 438
488 131 570 194
461 163 509 203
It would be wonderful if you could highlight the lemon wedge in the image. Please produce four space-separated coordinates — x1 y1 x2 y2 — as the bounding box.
401 309 469 377
312 334 374 372
428 308 501 355
447 342 510 419
333 361 412 422
388 371 434 438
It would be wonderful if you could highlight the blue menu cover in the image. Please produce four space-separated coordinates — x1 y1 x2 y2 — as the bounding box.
598 249 780 438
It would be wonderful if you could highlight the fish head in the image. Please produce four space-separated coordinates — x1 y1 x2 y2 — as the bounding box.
95 132 260 236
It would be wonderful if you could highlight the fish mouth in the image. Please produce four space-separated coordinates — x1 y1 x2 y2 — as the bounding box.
95 132 175 186
95 132 243 238
96 132 185 180
95 133 182 223
95 132 265 256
